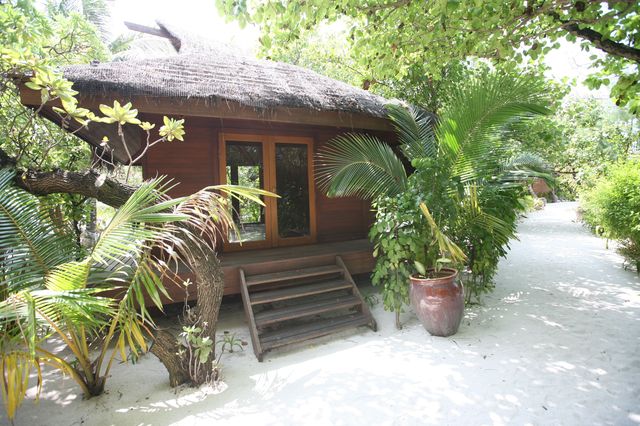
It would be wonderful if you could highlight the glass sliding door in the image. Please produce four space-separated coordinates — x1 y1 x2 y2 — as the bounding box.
274 141 314 245
223 139 269 249
220 133 316 250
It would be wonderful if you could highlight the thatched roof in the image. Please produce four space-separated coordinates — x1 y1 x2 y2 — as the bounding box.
63 22 389 119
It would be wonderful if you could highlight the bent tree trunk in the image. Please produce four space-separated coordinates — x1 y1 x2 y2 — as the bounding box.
151 238 225 386
1 152 224 387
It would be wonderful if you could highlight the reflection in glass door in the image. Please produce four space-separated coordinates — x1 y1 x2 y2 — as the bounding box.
224 141 267 245
275 143 310 240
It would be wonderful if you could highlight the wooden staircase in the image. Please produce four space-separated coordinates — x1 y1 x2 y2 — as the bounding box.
239 256 377 361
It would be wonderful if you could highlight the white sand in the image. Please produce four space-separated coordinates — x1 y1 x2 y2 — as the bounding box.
4 202 640 426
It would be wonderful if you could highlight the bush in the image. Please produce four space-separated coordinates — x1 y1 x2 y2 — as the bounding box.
581 160 640 271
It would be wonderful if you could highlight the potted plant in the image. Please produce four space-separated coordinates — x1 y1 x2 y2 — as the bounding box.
410 203 467 337
316 70 552 328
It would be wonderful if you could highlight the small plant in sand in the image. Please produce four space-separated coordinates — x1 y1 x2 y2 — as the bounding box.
217 331 245 354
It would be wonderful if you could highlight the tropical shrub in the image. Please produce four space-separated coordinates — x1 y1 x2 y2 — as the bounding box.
0 172 186 418
581 160 640 271
317 71 552 326
0 165 265 420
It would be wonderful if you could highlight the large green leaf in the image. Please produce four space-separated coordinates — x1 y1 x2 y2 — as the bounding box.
437 73 552 184
0 168 77 293
386 103 437 160
315 133 408 200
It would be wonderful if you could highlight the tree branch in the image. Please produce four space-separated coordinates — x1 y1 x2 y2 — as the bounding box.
1 147 135 208
561 22 640 63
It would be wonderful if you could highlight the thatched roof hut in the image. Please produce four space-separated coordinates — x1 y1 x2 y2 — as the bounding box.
19 22 397 353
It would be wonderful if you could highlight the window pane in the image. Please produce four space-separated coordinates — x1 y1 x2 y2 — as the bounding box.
275 143 310 238
226 141 266 243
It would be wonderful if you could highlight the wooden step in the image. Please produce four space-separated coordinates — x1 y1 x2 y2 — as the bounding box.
239 256 377 361
245 265 343 286
260 313 371 351
249 278 352 305
254 294 361 328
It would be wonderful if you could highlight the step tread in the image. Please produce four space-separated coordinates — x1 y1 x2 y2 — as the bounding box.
254 294 361 328
250 278 352 305
246 265 343 286
260 313 371 350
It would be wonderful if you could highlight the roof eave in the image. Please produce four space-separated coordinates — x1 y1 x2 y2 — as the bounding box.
21 85 393 132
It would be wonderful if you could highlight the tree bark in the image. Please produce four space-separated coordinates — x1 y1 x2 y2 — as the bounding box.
1 148 223 387
561 22 640 63
186 239 225 383
150 329 190 387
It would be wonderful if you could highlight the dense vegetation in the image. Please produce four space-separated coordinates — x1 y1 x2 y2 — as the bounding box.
317 72 553 326
581 160 640 272
219 0 640 113
1 0 638 421
0 2 265 420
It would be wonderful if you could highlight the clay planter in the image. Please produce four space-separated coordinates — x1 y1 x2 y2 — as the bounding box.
409 268 464 337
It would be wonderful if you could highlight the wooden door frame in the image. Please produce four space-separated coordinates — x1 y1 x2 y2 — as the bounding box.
219 132 317 251
219 133 272 252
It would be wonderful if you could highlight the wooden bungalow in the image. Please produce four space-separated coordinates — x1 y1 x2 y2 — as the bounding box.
19 23 395 359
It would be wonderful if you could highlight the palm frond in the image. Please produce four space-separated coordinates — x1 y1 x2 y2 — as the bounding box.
437 73 551 183
499 151 555 188
89 178 187 267
459 185 514 248
386 104 437 160
315 133 408 200
0 168 77 293
419 203 466 263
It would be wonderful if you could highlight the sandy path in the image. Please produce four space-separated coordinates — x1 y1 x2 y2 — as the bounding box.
5 202 640 426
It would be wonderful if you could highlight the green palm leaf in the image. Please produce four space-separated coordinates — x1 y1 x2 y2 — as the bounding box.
499 151 555 188
0 168 77 293
386 103 437 159
315 133 408 199
438 73 551 183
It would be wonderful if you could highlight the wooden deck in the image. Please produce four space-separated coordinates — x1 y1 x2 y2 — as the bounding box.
160 239 374 303
221 239 374 295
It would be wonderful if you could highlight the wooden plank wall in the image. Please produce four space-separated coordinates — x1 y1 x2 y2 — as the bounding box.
140 114 392 251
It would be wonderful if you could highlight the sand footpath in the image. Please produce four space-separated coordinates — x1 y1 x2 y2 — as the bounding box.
6 202 640 426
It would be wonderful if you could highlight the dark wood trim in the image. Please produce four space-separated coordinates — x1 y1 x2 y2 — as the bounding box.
124 21 168 38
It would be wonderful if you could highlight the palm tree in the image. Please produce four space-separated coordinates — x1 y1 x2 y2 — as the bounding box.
0 167 263 420
316 71 552 326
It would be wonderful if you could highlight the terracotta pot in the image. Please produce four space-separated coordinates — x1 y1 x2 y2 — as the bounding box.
409 268 464 337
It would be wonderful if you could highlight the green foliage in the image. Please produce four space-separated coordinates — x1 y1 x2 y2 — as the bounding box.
581 160 640 271
0 1 107 247
505 97 638 199
316 132 408 199
0 173 186 418
0 1 190 246
369 193 426 315
0 163 269 419
179 325 214 365
218 0 640 113
318 71 552 316
217 331 245 354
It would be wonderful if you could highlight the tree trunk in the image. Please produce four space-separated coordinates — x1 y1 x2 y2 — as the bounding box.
152 237 225 386
150 329 190 387
188 240 225 384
